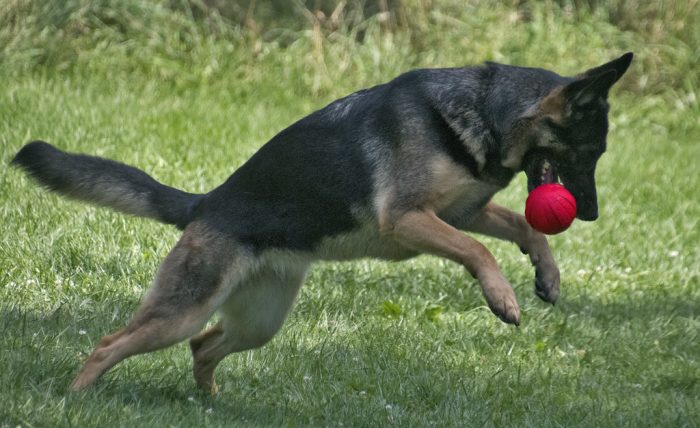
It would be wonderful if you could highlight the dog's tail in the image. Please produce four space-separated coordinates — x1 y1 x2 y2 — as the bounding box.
11 141 203 229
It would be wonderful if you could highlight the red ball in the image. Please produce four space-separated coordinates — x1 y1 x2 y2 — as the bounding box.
525 184 577 235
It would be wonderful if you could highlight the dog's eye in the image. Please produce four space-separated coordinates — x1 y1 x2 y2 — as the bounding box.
573 106 600 122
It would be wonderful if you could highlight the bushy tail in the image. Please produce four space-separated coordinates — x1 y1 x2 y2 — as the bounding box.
11 141 203 229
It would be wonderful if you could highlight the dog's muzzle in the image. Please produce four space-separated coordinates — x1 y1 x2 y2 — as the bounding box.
560 173 599 221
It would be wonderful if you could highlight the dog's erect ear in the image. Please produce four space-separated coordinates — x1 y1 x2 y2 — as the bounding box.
581 52 634 83
535 69 617 125
538 52 634 120
564 69 618 108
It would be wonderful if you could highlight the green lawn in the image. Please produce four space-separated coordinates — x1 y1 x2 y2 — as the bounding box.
1 1 699 426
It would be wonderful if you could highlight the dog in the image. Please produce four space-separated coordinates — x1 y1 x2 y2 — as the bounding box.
12 52 633 393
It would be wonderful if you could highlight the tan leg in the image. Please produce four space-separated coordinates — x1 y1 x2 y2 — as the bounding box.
190 261 308 394
189 321 225 394
466 202 560 303
190 321 224 358
70 223 248 391
385 208 520 325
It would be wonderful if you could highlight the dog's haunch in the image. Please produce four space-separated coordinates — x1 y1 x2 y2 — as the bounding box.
525 184 577 235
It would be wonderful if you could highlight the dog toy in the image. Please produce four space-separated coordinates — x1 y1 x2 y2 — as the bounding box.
525 183 577 235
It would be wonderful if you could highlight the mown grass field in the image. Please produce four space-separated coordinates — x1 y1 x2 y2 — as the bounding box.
1 1 699 426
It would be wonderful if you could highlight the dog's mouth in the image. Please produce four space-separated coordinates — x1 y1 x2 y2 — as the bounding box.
524 152 559 193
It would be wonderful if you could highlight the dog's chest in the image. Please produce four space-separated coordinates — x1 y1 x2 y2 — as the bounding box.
426 155 501 220
313 221 418 261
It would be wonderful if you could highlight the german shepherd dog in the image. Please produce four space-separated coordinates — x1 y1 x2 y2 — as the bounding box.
12 53 633 392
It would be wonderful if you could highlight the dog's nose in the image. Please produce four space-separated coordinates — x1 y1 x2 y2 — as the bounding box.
576 208 598 221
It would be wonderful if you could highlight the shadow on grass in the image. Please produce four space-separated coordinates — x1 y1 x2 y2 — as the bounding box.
0 306 309 425
1 281 697 425
555 287 699 323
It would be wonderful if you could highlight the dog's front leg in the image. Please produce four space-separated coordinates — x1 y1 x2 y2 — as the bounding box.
466 202 560 304
385 208 520 325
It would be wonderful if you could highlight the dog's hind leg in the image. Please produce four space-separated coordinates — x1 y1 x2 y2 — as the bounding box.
190 260 308 394
70 222 249 391
465 202 560 304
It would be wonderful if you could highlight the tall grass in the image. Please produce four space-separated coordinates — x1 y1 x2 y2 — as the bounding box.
1 0 698 99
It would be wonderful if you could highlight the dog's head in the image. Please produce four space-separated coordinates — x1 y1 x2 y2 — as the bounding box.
503 53 633 221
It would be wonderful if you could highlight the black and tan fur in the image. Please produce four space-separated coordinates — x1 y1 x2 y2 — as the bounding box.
12 53 633 393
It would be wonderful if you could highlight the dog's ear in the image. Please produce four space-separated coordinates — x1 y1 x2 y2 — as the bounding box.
536 53 633 123
564 69 618 108
581 52 634 83
535 69 617 125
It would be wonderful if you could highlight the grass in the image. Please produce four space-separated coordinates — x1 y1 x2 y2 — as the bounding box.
1 1 699 426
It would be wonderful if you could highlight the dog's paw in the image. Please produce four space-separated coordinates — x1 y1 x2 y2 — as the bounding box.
480 274 521 326
70 371 97 392
490 293 521 326
534 262 560 304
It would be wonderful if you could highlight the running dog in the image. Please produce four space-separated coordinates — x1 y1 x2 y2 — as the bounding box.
12 52 633 392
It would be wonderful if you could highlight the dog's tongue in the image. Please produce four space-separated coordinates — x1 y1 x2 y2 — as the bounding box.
541 160 558 184
525 153 558 192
